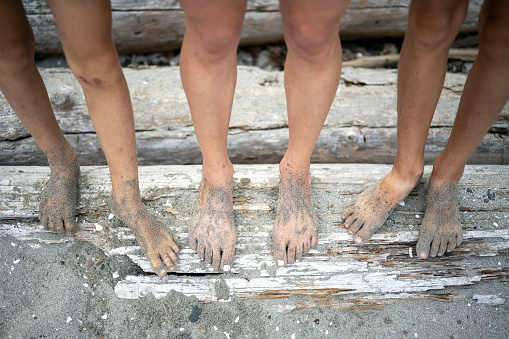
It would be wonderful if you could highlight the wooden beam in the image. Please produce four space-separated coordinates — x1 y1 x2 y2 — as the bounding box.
1 164 507 310
23 0 483 54
1 67 507 166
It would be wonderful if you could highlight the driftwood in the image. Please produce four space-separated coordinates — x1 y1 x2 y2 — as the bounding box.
1 164 507 310
343 48 479 68
1 67 507 166
22 0 483 54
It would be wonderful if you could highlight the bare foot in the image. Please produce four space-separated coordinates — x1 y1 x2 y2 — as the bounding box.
111 180 179 277
39 144 80 235
189 178 235 270
417 179 462 259
273 164 318 266
341 170 422 244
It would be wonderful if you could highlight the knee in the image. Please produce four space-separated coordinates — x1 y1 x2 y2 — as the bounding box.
0 32 35 75
284 13 345 63
408 3 467 50
478 21 509 63
70 51 121 88
193 23 243 60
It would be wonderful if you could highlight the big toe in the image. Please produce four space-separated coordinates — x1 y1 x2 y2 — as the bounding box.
416 234 433 259
147 253 167 276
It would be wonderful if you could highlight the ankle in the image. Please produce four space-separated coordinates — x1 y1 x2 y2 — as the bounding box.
45 142 78 170
202 158 233 185
392 158 424 183
279 156 310 177
430 154 464 185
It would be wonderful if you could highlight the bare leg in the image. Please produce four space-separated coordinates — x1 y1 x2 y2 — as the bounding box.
179 0 247 269
48 0 178 275
273 0 349 265
418 0 509 259
0 0 79 234
342 0 468 244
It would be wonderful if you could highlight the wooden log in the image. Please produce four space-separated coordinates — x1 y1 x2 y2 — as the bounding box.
1 164 507 310
343 48 479 68
1 67 507 166
23 0 483 54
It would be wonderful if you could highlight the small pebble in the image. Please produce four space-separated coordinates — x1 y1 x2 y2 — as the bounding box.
10 243 16 247
415 215 420 219
277 260 285 267
484 198 490 203
487 189 495 200
466 188 473 193
112 272 119 279
493 222 499 227
399 201 405 206
108 213 114 220
94 223 103 231
67 317 72 323
409 247 413 258
200 328 206 334
235 316 240 323
13 259 20 264
101 313 107 320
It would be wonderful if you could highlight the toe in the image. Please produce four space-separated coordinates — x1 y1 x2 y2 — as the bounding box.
429 237 440 257
52 217 65 233
446 237 457 252
147 253 167 276
221 247 234 269
303 240 311 255
348 219 364 235
437 239 448 257
355 223 375 244
196 243 205 260
167 250 179 266
344 214 357 229
286 244 296 265
310 235 318 247
64 216 76 236
341 205 354 220
161 252 176 271
273 242 286 266
212 249 221 269
204 247 213 265
295 245 303 261
416 233 432 259
189 237 198 251
456 232 463 247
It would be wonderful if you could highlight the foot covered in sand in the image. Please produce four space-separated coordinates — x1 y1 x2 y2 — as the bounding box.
111 186 179 276
273 164 318 266
342 170 422 244
189 177 235 270
39 146 80 235
417 178 462 259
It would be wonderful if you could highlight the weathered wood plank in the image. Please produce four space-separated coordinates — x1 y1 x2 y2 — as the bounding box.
1 164 507 310
23 0 483 54
1 67 507 165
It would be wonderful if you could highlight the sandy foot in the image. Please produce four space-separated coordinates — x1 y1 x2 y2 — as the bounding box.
417 179 462 259
273 168 318 266
111 188 179 277
188 178 235 270
342 171 421 244
39 150 80 235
